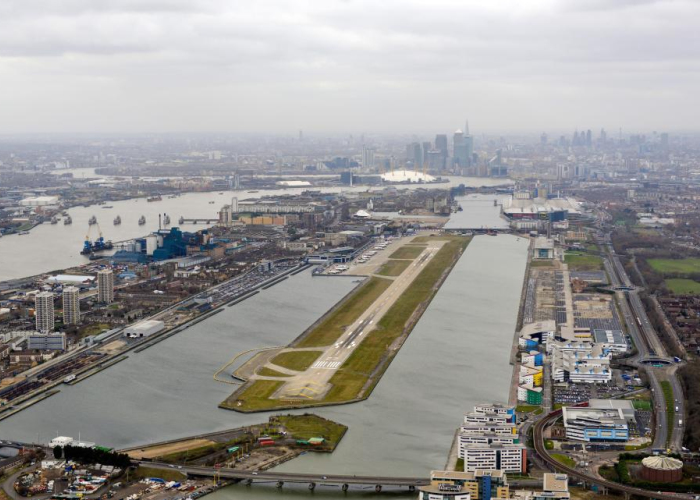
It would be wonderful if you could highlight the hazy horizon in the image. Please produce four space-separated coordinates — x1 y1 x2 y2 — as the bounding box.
1 0 698 135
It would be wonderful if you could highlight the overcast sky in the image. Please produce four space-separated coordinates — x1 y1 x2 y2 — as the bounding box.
1 0 698 135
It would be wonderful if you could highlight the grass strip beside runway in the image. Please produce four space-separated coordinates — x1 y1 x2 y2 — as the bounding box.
270 351 322 371
324 238 469 402
376 259 412 277
389 245 426 260
296 277 392 348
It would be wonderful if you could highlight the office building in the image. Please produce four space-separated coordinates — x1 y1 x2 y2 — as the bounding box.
453 129 470 167
419 470 509 500
361 146 375 170
514 474 570 500
407 142 423 168
462 444 527 474
550 341 612 384
63 286 80 325
35 291 55 333
561 404 630 442
97 269 115 304
460 404 524 473
28 332 66 351
591 329 627 352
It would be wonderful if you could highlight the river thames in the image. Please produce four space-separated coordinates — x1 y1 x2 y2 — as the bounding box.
0 176 510 281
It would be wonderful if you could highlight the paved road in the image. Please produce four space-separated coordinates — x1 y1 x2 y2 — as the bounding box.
141 461 428 488
602 232 684 451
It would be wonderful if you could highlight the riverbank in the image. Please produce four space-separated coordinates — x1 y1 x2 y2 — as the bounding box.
123 414 347 472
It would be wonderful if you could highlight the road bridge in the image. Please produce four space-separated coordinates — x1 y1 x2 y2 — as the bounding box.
179 218 218 225
141 462 427 493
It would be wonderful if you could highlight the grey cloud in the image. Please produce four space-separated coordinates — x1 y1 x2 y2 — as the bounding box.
0 0 698 133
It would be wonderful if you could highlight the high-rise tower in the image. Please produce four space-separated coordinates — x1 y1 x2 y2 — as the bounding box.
35 291 55 333
97 269 115 304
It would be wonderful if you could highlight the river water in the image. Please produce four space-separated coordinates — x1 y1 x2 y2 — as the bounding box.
443 194 510 230
0 196 528 499
0 176 510 281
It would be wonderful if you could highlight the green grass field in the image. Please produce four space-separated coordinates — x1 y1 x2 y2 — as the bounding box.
324 238 469 402
270 351 321 371
632 399 652 411
376 259 411 277
296 277 391 347
275 414 347 446
661 380 675 446
221 380 284 411
649 258 700 275
257 367 292 377
516 404 542 414
551 453 576 468
389 246 426 260
133 466 187 481
665 278 700 294
564 252 603 271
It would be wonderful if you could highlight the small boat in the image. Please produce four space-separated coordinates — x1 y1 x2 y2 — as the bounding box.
113 215 121 225
163 214 171 225
102 205 113 209
18 231 30 235
64 216 72 225
138 215 146 225
179 216 185 224
63 374 76 384
208 201 215 204
89 215 97 225
147 195 162 202
51 216 59 224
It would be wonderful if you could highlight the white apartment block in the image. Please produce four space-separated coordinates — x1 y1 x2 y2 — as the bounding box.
35 291 55 333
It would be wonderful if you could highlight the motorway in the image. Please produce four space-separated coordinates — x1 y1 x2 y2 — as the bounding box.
600 232 684 451
271 243 444 400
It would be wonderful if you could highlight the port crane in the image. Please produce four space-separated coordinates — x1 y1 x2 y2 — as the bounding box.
81 222 113 255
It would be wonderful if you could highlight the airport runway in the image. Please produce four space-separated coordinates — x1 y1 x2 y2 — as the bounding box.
274 242 444 400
